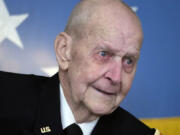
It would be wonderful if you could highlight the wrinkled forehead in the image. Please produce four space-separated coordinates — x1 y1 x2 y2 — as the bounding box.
83 3 143 48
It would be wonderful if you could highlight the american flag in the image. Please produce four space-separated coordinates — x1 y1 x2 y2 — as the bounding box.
0 0 180 134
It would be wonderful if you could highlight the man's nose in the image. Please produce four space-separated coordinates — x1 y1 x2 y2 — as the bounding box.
104 61 122 85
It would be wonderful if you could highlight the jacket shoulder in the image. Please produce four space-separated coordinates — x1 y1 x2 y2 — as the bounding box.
0 71 51 132
110 107 155 134
0 70 48 83
93 107 155 135
0 71 50 104
0 71 50 92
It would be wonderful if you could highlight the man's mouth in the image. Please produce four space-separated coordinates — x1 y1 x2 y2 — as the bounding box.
94 87 115 96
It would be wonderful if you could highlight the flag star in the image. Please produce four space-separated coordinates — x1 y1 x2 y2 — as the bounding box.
0 0 29 49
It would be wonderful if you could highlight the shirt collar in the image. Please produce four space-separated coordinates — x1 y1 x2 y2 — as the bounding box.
60 85 99 135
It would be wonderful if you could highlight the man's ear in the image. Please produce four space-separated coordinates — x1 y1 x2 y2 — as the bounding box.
54 32 72 71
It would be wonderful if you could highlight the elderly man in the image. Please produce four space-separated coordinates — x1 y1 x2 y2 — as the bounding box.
0 0 159 135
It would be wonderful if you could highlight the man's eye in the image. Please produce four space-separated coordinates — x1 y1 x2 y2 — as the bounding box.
125 58 133 65
95 51 111 62
99 51 108 57
123 57 135 73
123 57 134 66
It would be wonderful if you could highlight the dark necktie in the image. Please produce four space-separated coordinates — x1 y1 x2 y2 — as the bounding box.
64 123 83 135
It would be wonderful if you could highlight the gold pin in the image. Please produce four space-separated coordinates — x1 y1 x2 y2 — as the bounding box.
40 126 51 133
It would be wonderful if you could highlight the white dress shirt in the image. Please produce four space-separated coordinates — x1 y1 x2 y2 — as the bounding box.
60 85 99 135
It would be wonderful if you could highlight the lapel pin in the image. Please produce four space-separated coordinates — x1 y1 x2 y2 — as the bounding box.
40 126 51 133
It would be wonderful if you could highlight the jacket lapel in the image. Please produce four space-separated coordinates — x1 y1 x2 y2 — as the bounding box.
91 114 115 135
33 73 64 135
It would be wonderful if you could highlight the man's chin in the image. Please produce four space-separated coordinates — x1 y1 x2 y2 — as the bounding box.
89 104 117 116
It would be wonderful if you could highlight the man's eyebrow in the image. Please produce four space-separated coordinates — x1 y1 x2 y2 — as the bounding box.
94 43 119 52
94 42 141 57
92 44 114 52
125 52 140 59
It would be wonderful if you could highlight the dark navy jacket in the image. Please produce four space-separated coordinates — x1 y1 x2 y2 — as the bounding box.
0 71 155 135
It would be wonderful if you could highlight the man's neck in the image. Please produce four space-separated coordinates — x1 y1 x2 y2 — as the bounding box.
63 88 99 123
60 84 99 135
70 103 99 123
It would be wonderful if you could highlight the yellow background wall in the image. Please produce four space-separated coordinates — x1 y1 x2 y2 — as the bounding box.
142 117 180 135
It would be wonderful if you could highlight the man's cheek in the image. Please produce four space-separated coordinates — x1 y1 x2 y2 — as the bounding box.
122 78 133 94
